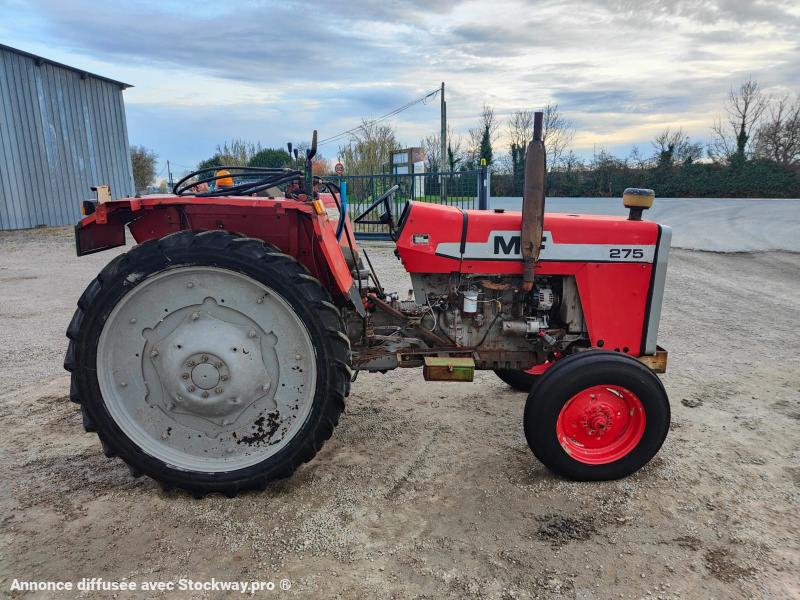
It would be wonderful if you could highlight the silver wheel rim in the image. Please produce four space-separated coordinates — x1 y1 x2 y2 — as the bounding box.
96 266 317 472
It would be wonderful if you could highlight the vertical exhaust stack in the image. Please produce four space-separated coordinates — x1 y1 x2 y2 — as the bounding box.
521 111 546 292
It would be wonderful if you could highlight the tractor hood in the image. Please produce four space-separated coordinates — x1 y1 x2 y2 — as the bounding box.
395 201 663 275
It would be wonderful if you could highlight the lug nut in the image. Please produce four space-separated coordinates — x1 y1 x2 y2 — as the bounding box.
248 330 257 338
256 297 264 304
187 385 195 392
262 383 270 392
181 373 190 380
215 386 224 394
221 374 229 381
201 391 209 398
201 355 208 362
295 353 302 360
215 362 223 368
186 360 196 368
150 349 159 358
191 312 200 321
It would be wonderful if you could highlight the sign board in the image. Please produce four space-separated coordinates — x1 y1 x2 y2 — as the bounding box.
334 162 344 176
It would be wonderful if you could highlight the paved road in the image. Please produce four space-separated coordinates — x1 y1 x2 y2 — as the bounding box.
489 197 800 252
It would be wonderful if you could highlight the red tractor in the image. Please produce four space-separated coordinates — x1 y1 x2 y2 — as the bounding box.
66 113 671 497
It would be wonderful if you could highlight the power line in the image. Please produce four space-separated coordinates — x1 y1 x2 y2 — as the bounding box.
317 87 441 147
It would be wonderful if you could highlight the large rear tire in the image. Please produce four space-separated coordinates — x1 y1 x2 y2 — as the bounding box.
523 351 669 481
65 230 351 497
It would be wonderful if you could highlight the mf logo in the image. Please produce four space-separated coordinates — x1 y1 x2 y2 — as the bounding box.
492 233 547 255
493 234 520 255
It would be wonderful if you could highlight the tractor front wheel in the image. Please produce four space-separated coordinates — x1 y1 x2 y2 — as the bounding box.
494 368 540 392
65 230 351 497
523 351 669 481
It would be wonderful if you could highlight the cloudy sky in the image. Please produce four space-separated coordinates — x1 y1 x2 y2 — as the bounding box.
2 0 799 177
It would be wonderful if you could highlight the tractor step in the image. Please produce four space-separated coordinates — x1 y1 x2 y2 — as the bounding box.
423 357 475 382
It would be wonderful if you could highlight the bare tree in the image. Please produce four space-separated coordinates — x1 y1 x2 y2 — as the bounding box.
422 133 442 172
215 139 263 166
754 94 800 166
507 109 534 153
480 104 501 139
465 127 482 167
651 128 703 166
507 109 533 189
708 78 768 164
561 150 583 172
627 146 650 170
338 120 399 175
541 103 575 170
505 105 573 180
422 125 462 172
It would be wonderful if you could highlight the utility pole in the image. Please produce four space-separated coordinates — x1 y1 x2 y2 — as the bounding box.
167 160 173 189
440 82 447 172
440 81 446 202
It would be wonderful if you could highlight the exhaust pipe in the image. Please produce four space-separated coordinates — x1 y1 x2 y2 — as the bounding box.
520 111 546 292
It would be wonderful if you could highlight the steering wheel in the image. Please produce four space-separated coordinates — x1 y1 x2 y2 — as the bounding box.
353 185 400 234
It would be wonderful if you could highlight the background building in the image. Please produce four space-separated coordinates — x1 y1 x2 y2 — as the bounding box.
0 44 134 230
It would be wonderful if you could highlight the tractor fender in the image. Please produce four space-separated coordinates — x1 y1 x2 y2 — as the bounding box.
74 196 365 316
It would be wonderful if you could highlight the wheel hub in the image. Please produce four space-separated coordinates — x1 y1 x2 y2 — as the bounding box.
581 405 614 437
556 384 646 465
191 360 221 390
146 303 275 424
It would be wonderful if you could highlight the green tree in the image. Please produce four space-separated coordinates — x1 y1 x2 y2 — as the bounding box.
248 148 292 168
479 126 493 166
447 142 462 171
197 154 225 171
130 145 157 192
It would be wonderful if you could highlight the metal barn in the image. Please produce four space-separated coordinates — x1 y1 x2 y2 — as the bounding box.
0 44 134 230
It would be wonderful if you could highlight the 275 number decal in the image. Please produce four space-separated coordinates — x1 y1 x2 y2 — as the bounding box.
609 248 644 259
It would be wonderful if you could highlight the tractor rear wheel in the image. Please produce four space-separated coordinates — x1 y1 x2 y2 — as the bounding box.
523 351 669 481
65 230 351 497
493 369 540 392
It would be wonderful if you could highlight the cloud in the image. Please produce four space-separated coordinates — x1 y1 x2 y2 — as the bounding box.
30 0 418 85
3 0 798 173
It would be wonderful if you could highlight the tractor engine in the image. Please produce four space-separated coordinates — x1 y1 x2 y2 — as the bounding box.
404 273 581 352
348 265 587 372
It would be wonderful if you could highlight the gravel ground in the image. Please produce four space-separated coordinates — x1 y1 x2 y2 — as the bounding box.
1 227 798 599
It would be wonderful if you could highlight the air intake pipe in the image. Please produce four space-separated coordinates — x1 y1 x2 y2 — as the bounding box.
521 111 546 292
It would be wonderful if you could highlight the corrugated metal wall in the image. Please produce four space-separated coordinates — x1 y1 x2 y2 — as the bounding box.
0 47 134 230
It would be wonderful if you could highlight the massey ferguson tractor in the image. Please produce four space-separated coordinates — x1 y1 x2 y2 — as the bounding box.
65 112 671 497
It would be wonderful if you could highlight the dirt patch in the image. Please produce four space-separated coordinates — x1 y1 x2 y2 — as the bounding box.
704 549 756 583
535 514 597 545
1 231 800 599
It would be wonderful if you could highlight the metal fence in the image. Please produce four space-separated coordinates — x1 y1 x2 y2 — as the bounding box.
338 169 488 239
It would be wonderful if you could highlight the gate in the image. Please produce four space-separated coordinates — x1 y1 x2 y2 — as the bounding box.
334 169 488 240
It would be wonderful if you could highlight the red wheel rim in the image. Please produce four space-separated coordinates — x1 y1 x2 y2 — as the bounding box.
555 385 646 464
